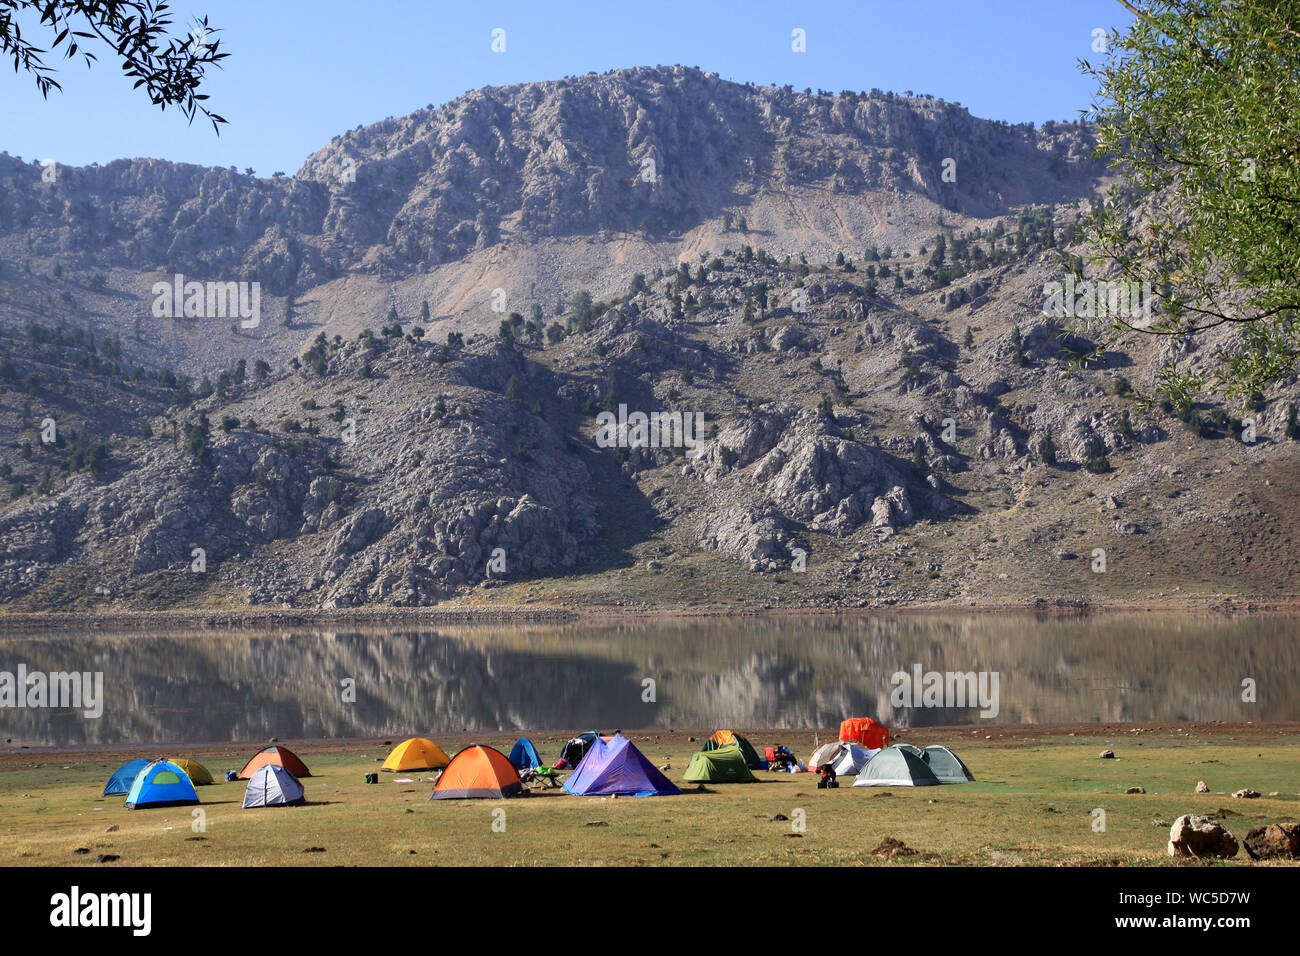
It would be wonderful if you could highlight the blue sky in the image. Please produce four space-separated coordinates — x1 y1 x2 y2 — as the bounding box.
1 0 1133 176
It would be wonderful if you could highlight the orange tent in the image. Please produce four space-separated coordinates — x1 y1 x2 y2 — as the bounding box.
238 745 312 780
429 745 523 800
838 717 890 749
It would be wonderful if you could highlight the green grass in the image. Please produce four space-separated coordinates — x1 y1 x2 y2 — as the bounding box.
2 731 1297 866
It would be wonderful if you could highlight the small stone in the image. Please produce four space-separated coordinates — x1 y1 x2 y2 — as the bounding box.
1195 781 1209 793
1099 749 1115 759
1232 789 1261 799
1126 787 1145 794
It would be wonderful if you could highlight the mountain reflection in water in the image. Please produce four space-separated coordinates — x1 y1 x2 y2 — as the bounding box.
0 612 1295 746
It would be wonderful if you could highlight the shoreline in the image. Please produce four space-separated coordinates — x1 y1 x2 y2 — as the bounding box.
1 595 1298 632
5 720 1297 764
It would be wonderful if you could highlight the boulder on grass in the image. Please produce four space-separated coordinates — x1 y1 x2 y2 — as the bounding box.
1167 814 1238 859
1243 823 1300 861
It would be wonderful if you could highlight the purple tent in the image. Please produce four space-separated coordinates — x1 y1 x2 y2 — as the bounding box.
562 734 681 797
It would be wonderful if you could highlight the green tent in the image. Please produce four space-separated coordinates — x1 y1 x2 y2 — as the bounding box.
699 730 765 769
682 746 757 783
851 746 940 787
923 745 975 783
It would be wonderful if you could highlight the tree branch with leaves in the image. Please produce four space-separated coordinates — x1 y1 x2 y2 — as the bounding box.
1081 0 1300 401
0 0 227 130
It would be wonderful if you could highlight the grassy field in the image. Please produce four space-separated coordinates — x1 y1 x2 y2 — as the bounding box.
2 726 1298 866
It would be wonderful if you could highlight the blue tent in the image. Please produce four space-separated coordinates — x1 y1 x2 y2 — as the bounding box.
103 759 150 797
124 760 200 809
563 734 681 797
508 737 541 770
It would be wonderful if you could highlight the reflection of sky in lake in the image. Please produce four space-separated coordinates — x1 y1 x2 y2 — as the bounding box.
1 612 1296 746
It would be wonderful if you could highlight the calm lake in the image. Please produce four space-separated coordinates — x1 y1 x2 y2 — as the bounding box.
1 612 1296 747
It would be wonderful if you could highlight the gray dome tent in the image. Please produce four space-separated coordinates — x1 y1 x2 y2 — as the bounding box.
242 763 306 808
852 746 941 787
923 745 975 783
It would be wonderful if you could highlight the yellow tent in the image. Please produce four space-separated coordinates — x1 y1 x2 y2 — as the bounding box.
383 737 452 772
170 758 214 785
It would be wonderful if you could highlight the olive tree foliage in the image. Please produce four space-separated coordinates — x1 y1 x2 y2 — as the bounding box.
1081 0 1300 403
0 0 227 129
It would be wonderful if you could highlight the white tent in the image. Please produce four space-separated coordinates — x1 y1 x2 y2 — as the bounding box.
808 742 841 770
810 741 878 776
828 742 878 776
242 763 306 808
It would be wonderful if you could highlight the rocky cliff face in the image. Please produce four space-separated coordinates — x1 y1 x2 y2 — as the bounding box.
0 66 1102 376
1 66 1297 611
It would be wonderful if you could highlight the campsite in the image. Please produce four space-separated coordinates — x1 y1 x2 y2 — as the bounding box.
2 722 1298 867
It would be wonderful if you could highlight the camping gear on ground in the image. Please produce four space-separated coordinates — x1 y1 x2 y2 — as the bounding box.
818 765 838 789
851 746 941 787
838 717 890 749
429 745 524 800
225 771 238 782
124 760 201 809
102 759 150 797
563 734 681 797
521 767 561 789
382 737 451 772
242 764 306 808
559 732 601 767
700 730 767 769
238 745 312 780
682 745 757 783
508 737 542 771
365 773 378 784
922 745 975 783
169 758 214 785
768 746 798 771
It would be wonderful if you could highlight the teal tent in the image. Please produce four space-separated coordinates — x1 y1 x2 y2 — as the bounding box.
923 745 975 783
851 747 941 787
124 759 201 809
103 759 149 797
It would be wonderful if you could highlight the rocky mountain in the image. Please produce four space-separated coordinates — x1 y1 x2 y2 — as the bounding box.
0 65 1297 612
0 65 1100 377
